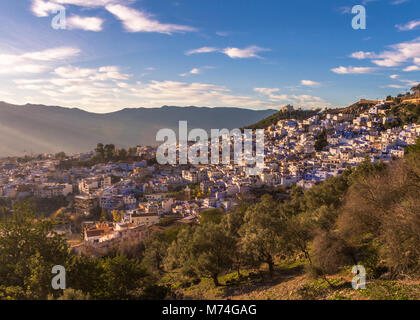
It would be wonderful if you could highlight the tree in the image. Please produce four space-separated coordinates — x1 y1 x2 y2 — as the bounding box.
223 205 248 277
104 144 116 161
100 208 109 222
314 130 328 152
239 195 287 277
0 201 69 299
112 210 122 222
166 224 234 286
143 231 171 272
95 143 105 159
56 289 90 300
199 208 224 225
336 157 420 276
411 84 420 97
67 256 103 299
190 224 235 286
117 148 128 161
100 255 148 299
55 152 66 160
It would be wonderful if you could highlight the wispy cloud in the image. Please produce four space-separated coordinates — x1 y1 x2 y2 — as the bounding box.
186 45 270 59
387 84 405 88
186 47 219 56
331 66 376 74
105 4 196 34
31 1 195 34
216 31 230 37
300 80 321 87
254 87 329 109
31 0 64 17
67 15 104 32
349 37 420 68
54 65 131 80
396 19 420 31
338 6 352 15
222 46 269 59
180 68 201 77
403 65 420 72
391 0 409 5
350 51 376 59
0 47 80 74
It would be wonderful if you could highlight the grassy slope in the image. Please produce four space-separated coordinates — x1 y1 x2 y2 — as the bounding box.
161 261 420 300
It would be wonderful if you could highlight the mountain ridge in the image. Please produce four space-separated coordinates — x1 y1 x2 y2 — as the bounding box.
0 101 276 157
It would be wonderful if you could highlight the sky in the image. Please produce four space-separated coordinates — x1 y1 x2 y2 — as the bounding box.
0 0 418 113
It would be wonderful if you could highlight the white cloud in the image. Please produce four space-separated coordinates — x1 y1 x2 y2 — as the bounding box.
349 38 420 72
51 0 121 6
186 47 219 56
105 4 196 34
216 31 229 37
31 0 64 17
31 0 123 15
222 46 269 59
54 65 131 80
21 47 80 62
186 46 269 59
387 84 405 88
253 87 328 109
338 6 352 14
390 74 399 79
331 66 376 74
0 64 49 74
67 15 104 31
372 37 420 67
180 68 201 77
403 65 420 72
31 1 194 34
350 51 376 59
128 80 264 108
0 47 79 74
396 19 420 31
301 80 321 87
392 0 409 4
254 88 280 95
10 70 335 111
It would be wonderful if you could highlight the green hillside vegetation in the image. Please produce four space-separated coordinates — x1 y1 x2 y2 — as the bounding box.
244 109 320 130
2 139 420 299
153 138 420 299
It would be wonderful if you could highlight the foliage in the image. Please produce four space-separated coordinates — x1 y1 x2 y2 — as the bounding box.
245 109 319 130
199 208 224 225
166 224 235 286
0 201 69 299
314 130 328 152
239 195 288 277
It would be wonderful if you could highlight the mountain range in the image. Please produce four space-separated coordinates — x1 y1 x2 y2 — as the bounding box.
0 102 276 157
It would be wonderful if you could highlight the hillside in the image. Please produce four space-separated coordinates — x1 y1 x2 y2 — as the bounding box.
155 143 420 300
0 102 275 157
244 109 320 130
327 99 379 115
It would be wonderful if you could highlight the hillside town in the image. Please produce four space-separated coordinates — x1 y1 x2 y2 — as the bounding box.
1 100 420 256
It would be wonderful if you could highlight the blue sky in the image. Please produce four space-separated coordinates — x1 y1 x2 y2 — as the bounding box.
0 0 418 113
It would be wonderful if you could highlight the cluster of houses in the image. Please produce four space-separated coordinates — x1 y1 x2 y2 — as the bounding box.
261 103 420 189
1 101 420 255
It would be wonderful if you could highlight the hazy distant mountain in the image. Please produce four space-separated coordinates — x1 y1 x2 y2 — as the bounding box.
0 102 276 157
